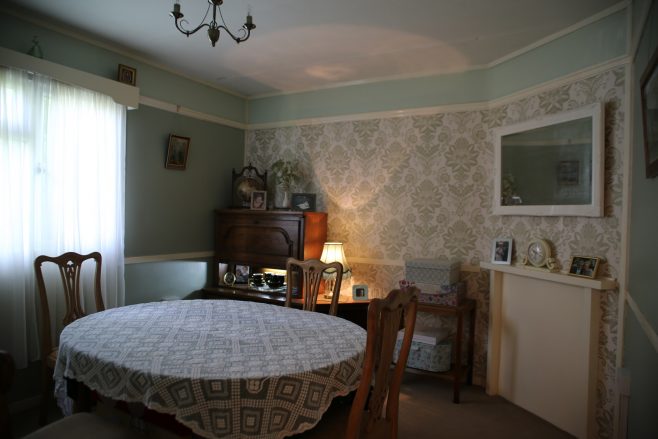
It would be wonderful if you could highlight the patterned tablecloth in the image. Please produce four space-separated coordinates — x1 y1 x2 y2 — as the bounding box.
53 299 366 438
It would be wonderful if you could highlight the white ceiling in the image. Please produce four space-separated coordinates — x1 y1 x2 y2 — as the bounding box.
5 0 623 98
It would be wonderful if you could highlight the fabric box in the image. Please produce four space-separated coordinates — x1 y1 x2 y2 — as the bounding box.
405 259 460 286
417 281 466 306
393 329 452 373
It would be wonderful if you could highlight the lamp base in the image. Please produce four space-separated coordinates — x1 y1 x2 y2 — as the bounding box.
323 278 335 300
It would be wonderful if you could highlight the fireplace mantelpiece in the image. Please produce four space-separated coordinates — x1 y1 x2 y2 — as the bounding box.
480 262 617 439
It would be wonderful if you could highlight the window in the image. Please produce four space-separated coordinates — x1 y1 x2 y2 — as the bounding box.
0 66 126 368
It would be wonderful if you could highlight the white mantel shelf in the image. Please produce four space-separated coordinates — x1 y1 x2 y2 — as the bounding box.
480 262 617 291
480 261 616 439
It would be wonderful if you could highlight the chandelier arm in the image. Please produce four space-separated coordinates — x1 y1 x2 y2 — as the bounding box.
217 24 252 43
172 1 212 37
174 18 211 37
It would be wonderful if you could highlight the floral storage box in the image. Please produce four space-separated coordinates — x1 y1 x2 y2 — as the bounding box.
416 281 466 306
393 329 452 373
405 258 460 286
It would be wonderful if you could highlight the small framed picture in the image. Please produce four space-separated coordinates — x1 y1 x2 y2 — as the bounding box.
235 264 250 284
352 284 369 301
640 44 658 177
568 256 601 279
291 193 316 211
165 134 190 170
117 64 137 86
250 190 267 210
491 238 513 264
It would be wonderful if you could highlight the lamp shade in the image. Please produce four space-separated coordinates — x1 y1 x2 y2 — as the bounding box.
320 242 351 278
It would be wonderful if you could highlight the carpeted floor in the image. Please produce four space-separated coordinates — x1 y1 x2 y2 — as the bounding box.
397 374 575 439
12 373 575 438
293 373 575 438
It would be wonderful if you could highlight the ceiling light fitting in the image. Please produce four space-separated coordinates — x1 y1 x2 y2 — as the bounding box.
170 0 255 47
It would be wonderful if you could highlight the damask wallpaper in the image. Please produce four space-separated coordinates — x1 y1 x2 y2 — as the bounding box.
246 66 625 438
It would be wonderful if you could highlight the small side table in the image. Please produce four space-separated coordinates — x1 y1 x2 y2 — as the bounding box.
415 299 476 403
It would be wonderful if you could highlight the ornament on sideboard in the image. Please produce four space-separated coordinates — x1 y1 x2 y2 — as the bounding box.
232 164 267 208
271 159 299 209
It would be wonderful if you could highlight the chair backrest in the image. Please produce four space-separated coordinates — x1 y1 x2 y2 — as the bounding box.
285 258 344 316
0 350 14 438
34 252 104 356
346 286 419 439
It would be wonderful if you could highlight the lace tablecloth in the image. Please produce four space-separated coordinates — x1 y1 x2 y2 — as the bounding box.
53 299 366 438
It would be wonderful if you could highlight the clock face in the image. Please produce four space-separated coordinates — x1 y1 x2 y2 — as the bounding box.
527 240 550 267
223 272 236 286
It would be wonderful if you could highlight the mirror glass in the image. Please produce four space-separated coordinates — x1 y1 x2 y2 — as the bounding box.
493 103 603 217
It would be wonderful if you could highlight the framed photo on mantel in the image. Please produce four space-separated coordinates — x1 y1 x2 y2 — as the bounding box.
491 238 512 265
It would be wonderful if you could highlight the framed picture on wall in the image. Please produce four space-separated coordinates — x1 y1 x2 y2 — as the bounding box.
117 64 137 86
491 238 513 264
641 45 658 178
165 134 190 170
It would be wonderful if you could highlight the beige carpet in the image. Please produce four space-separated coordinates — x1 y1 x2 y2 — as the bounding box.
398 374 575 439
14 373 575 438
294 373 575 438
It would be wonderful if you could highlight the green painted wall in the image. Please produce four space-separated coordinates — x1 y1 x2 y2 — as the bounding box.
248 9 628 125
125 106 243 257
124 260 210 305
625 1 658 437
0 13 247 124
248 69 488 124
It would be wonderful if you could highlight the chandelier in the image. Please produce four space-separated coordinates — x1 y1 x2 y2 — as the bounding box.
170 0 256 47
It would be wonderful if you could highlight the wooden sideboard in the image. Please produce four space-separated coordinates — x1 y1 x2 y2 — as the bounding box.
203 209 369 328
211 209 327 286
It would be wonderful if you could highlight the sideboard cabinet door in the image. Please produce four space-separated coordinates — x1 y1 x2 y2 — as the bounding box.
213 209 327 286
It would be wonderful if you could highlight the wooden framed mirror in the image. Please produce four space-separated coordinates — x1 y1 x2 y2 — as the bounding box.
493 103 604 217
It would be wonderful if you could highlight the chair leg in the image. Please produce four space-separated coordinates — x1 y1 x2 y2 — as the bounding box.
39 366 52 425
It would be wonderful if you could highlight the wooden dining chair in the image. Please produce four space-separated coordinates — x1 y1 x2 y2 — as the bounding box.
293 286 419 439
34 251 104 425
0 350 140 439
285 258 344 316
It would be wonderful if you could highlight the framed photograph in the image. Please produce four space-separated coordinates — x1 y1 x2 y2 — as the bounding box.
568 256 601 279
235 265 250 284
117 64 137 86
291 193 316 211
352 284 369 301
165 134 190 170
491 238 512 264
641 45 658 178
250 190 267 210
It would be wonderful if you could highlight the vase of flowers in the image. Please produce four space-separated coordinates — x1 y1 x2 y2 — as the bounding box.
271 159 298 208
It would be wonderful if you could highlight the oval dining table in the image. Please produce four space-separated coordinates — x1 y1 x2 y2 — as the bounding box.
53 299 367 439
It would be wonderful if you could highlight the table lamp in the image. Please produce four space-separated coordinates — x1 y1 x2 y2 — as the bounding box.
320 242 351 298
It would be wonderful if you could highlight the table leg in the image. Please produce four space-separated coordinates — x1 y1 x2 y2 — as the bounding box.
453 312 464 404
467 306 476 385
66 379 92 413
